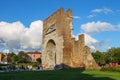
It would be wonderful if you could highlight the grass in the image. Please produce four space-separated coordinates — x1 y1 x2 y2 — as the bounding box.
0 70 120 80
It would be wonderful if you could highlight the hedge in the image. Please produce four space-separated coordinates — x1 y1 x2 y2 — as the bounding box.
101 66 120 72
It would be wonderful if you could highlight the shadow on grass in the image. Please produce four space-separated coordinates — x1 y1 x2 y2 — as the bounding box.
52 64 115 80
57 69 115 80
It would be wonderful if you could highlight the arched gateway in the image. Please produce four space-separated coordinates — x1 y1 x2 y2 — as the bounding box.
46 40 56 67
42 8 99 70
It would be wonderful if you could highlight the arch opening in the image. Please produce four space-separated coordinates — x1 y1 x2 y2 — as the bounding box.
46 39 57 68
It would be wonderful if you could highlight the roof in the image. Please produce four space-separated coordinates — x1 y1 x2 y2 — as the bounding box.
27 51 41 54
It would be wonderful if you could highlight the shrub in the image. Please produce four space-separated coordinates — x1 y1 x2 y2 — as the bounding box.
101 66 120 72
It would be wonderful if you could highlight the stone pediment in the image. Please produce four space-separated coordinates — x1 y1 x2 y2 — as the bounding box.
45 24 56 35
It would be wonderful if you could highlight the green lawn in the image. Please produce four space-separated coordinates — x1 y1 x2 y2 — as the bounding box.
0 70 120 80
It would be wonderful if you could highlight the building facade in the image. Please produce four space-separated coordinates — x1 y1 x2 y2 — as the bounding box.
27 52 41 62
42 8 99 69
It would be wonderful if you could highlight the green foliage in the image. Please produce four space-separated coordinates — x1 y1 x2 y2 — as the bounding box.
92 47 120 65
15 62 41 68
92 51 105 65
101 66 120 72
0 66 5 70
17 51 30 63
31 62 40 67
7 51 31 64
7 52 17 63
105 48 120 64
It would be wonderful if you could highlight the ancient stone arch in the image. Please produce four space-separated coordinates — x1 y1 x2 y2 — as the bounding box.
42 8 99 70
46 40 56 67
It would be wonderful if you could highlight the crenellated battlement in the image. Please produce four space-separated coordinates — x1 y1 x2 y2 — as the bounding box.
73 34 85 46
44 8 64 24
44 8 72 26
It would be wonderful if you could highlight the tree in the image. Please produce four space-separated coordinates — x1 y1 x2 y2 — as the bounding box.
92 51 105 65
92 48 120 65
105 48 120 64
7 52 17 63
17 51 30 63
106 48 115 63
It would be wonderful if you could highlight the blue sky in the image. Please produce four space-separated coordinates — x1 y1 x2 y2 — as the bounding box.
0 0 120 52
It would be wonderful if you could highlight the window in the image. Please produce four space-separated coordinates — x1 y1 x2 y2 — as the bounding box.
33 54 36 57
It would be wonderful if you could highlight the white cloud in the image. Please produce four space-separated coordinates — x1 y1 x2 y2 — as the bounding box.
87 14 96 18
74 33 110 52
79 21 117 51
73 33 109 52
84 33 98 50
72 16 80 19
80 21 120 52
0 20 43 52
21 20 43 50
3 49 10 53
84 33 110 52
81 21 115 34
91 8 113 14
88 8 113 18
